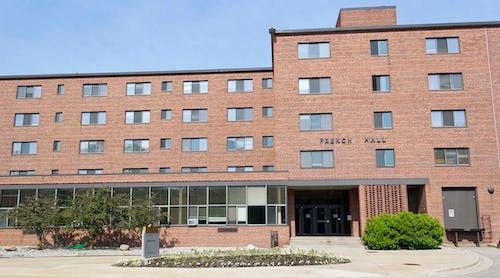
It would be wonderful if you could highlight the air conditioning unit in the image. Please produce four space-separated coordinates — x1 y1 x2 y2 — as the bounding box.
187 218 198 226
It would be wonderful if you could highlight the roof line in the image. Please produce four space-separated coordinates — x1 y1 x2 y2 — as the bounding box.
272 21 500 35
339 5 396 12
0 67 273 80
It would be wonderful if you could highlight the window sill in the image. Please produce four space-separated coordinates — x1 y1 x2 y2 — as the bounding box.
434 164 470 167
429 89 464 92
298 57 331 60
300 167 334 169
300 129 333 132
432 126 468 129
298 92 332 95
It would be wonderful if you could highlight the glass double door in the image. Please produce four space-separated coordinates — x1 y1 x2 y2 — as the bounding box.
296 205 347 235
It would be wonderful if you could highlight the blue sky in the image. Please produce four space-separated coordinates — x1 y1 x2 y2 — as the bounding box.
0 0 498 75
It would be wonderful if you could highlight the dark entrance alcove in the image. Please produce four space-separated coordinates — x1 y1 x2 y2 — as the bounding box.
295 190 351 236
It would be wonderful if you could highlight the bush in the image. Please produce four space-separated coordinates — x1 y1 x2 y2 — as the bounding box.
363 211 444 250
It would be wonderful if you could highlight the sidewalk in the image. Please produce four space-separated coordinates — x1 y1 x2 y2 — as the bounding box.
0 246 496 277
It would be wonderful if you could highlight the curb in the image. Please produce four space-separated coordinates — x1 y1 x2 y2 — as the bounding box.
431 249 492 275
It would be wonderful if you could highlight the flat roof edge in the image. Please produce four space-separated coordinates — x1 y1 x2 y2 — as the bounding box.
273 21 500 35
339 5 396 12
0 67 273 80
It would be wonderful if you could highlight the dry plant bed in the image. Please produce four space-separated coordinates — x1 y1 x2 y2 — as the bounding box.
114 249 350 268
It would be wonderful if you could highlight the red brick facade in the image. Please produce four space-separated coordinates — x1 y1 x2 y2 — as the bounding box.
0 6 499 247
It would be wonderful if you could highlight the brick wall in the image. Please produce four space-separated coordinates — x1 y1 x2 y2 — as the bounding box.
336 6 397 27
0 226 290 248
272 26 500 243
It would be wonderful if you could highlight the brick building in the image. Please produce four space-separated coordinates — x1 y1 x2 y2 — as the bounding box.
0 6 499 247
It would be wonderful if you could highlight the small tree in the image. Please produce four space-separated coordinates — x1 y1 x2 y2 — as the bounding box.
68 188 125 248
7 197 60 248
121 201 164 231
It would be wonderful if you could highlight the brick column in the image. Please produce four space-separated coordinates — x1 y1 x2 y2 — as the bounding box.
359 184 409 235
287 188 296 237
349 188 361 237
358 185 368 235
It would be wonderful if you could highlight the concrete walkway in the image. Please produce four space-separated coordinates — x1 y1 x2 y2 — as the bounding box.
0 246 496 277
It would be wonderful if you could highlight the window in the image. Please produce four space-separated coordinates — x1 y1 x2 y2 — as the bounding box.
162 81 172 92
227 136 253 151
374 112 393 129
300 150 334 168
83 84 107 97
80 140 104 154
263 165 274 172
182 138 208 152
431 110 466 127
184 81 208 94
299 78 331 94
426 37 460 54
262 107 273 117
123 168 149 174
112 188 130 206
227 166 253 172
57 84 64 95
78 169 103 175
81 112 106 125
262 136 273 147
12 142 37 155
159 167 171 173
160 138 171 149
376 149 395 167
17 85 42 99
159 109 172 121
124 139 149 153
300 113 332 130
37 189 55 201
51 170 59 175
227 108 253 121
14 113 39 127
131 187 149 205
181 167 207 173
55 112 63 123
0 189 18 207
183 109 207 123
19 189 36 205
10 170 35 176
53 141 61 152
247 186 266 224
370 40 388 56
298 42 330 59
428 73 463 90
189 186 207 205
267 185 286 224
262 78 273 89
228 79 253 93
125 110 150 124
151 188 168 205
434 148 470 166
126 82 151 95
372 75 391 92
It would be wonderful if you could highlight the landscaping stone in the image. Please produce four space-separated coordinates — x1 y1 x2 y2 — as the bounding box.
246 244 256 250
4 246 17 252
119 244 130 251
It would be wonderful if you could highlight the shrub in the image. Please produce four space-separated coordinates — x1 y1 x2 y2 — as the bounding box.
363 211 444 250
7 197 61 248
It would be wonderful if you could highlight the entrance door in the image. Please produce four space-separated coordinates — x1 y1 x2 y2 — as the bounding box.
296 204 347 235
329 206 345 235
